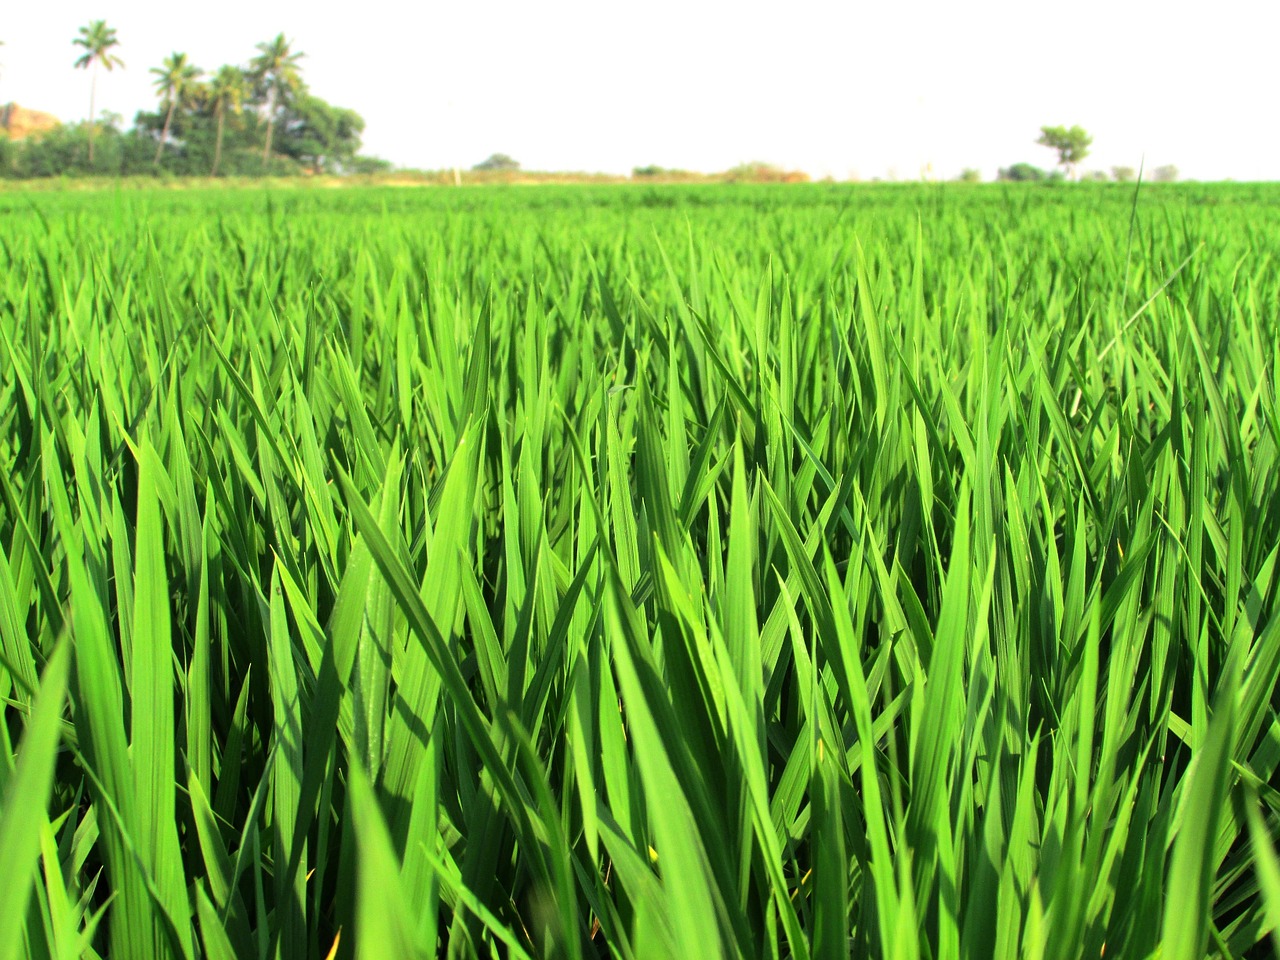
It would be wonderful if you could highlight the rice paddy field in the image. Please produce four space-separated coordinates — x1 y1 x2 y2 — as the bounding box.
1 182 1279 959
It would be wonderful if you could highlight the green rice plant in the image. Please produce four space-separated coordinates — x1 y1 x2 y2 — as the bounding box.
0 181 1277 958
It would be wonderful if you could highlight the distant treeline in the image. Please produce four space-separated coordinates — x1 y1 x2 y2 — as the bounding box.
0 103 388 179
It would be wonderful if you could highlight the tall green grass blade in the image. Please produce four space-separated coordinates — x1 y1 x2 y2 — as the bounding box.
0 642 69 960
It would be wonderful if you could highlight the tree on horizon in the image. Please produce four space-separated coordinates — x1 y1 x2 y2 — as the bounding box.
73 20 124 165
151 52 201 166
1037 124 1092 180
250 34 303 165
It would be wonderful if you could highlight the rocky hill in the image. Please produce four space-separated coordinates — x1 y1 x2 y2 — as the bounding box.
1 104 61 139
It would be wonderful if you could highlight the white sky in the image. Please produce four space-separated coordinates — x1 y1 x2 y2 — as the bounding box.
2 1 1278 181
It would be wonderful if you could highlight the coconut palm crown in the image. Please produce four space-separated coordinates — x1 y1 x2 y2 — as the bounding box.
249 34 304 165
72 20 124 165
208 65 249 176
150 52 202 166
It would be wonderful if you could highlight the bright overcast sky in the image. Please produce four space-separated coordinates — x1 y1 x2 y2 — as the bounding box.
2 0 1278 181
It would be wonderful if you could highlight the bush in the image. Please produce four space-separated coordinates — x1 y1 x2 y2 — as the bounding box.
997 162 1048 182
348 155 393 175
473 153 520 172
722 162 809 184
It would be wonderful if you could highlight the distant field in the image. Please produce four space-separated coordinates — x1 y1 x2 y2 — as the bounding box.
1 183 1278 959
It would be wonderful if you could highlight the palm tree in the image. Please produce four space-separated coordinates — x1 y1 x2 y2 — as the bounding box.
73 21 124 165
250 34 303 166
208 66 248 176
150 52 201 165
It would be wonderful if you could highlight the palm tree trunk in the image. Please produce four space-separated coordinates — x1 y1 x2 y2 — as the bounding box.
213 107 225 176
261 88 275 166
154 99 175 166
87 64 97 165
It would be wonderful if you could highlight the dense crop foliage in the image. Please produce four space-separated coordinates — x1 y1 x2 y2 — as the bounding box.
1 183 1279 959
